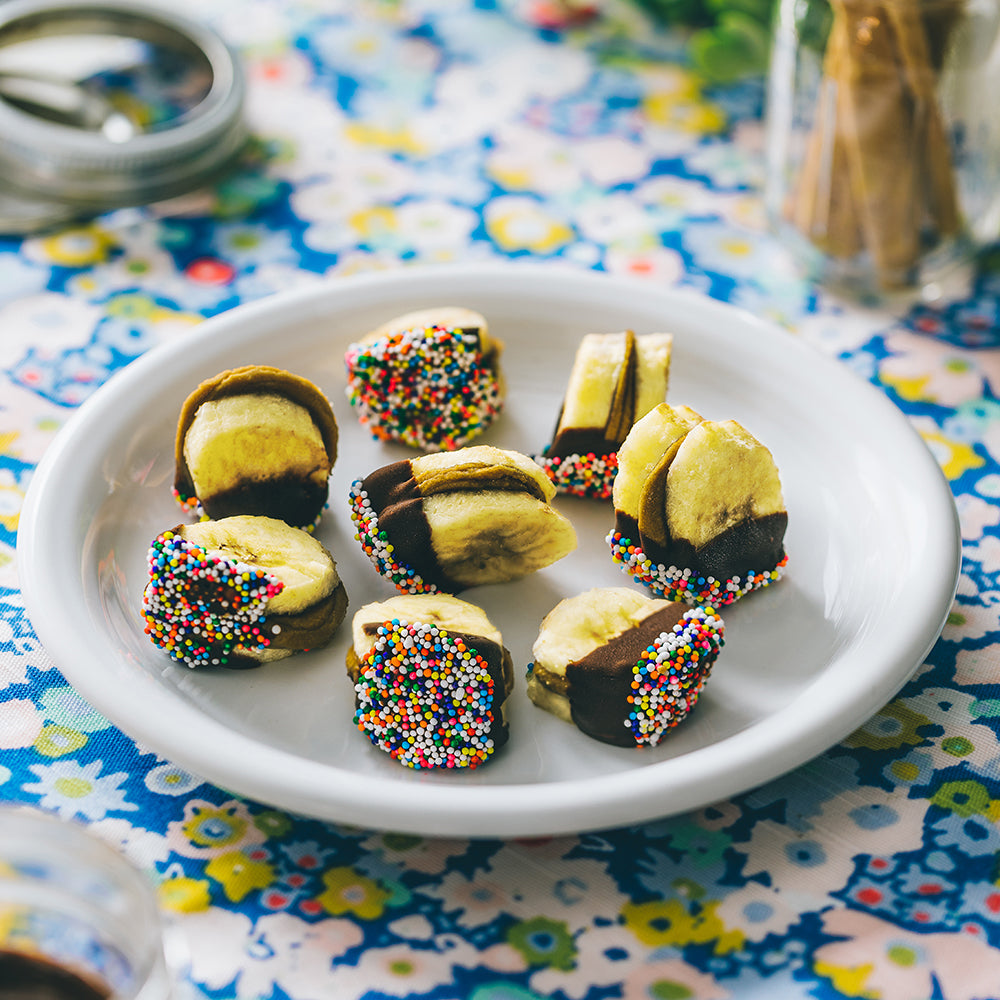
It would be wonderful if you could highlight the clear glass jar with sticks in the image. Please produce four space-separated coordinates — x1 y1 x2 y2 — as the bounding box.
765 0 1000 297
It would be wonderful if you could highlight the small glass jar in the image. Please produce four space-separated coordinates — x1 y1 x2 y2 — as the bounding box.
0 808 174 999
765 0 1000 296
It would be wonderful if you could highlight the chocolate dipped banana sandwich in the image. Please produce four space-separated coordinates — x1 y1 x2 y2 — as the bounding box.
536 330 672 499
142 515 348 668
349 445 577 592
344 306 504 451
347 594 514 769
608 403 788 606
528 587 724 747
174 365 338 529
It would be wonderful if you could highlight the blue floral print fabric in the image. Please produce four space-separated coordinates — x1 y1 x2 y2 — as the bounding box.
2 2 1000 998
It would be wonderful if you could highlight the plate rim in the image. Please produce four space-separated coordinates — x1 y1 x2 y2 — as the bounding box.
17 261 962 836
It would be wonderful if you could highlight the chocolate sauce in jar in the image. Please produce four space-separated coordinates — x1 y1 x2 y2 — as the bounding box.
0 950 112 1000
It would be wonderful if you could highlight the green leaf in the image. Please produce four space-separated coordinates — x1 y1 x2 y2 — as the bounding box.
688 10 773 81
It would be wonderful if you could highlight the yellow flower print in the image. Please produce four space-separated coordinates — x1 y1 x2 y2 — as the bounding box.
917 427 984 481
33 725 88 758
344 122 426 155
640 65 726 134
36 225 116 267
485 196 574 254
622 899 743 954
159 876 211 913
316 866 390 920
350 206 398 242
0 476 23 533
846 701 931 752
205 850 275 903
181 804 248 849
814 959 878 998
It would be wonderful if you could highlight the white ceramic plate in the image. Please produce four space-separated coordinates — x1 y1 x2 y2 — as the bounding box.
18 262 961 837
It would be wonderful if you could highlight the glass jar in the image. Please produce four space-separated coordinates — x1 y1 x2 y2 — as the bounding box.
0 808 175 999
765 0 1000 296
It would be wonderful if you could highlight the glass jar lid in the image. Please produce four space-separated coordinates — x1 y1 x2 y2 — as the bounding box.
0 0 247 233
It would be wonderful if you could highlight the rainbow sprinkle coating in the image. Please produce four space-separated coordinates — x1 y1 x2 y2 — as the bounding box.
534 450 618 500
172 487 206 519
344 324 503 451
354 619 498 769
348 480 436 593
607 529 787 606
626 606 724 745
141 530 284 668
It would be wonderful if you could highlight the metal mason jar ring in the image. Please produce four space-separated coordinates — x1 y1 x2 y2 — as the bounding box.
0 0 247 211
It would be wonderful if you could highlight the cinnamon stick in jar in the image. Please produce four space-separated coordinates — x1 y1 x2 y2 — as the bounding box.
786 0 965 289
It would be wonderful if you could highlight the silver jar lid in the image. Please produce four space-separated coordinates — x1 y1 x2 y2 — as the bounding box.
0 0 247 233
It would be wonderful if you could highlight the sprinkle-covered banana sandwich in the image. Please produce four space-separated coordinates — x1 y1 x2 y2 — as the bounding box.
346 594 514 769
141 515 348 668
608 403 788 606
349 445 577 592
536 330 672 499
528 587 724 746
344 306 504 451
174 365 338 529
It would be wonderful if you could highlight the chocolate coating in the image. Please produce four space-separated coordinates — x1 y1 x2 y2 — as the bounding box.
360 461 454 589
195 477 330 527
566 604 686 746
616 511 788 581
547 329 637 458
174 365 337 510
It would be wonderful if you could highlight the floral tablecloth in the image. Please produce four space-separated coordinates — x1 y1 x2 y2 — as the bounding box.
3 2 1000 998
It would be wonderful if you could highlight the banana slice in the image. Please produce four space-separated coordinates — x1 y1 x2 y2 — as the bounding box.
344 306 504 451
528 587 724 746
536 331 672 499
174 365 338 529
349 445 576 592
609 403 788 606
347 594 513 769
141 515 348 669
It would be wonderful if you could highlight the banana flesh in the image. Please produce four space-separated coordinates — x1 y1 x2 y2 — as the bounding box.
349 446 576 592
528 587 724 747
610 403 788 605
174 365 337 527
183 394 328 502
347 594 513 769
553 331 672 448
180 516 339 615
539 331 672 499
613 403 703 528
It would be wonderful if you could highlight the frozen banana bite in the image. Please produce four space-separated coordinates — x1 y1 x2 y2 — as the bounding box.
528 587 724 746
346 594 514 769
608 403 788 606
344 306 504 451
537 330 672 499
141 515 348 668
174 365 338 529
349 445 577 593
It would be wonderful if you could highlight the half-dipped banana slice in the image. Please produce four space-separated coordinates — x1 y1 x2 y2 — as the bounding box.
344 306 504 451
536 330 672 500
609 403 788 606
174 365 338 529
141 515 348 668
528 587 724 746
347 594 514 769
349 445 577 592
